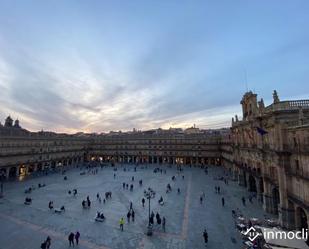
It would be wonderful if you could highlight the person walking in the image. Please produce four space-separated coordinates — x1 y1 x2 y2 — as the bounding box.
68 232 75 247
119 217 125 231
45 236 51 249
242 196 246 206
132 210 135 222
222 197 225 207
142 198 145 207
127 211 131 222
40 241 46 249
75 231 80 245
203 229 208 245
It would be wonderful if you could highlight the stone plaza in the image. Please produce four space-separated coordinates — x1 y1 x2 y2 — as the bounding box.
0 163 272 249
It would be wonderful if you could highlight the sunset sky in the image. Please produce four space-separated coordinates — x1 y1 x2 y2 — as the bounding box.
0 0 308 133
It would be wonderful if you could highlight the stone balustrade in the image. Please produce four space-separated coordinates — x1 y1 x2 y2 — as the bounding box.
265 100 309 113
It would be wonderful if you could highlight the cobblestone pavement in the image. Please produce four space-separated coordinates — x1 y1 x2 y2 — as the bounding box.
0 164 272 249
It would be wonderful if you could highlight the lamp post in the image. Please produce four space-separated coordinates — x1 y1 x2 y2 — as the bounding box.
0 171 5 198
144 187 156 236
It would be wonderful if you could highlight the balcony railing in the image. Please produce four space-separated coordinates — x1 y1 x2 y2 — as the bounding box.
264 100 309 113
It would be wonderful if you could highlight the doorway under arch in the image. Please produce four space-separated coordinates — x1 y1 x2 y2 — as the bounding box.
272 187 280 215
296 207 308 230
9 167 17 178
248 175 257 192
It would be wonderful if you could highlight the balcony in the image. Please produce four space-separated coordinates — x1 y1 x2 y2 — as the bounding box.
264 99 309 113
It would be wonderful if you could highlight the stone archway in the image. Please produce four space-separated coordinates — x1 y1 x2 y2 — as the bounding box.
272 187 280 215
0 168 7 180
258 178 264 203
248 175 257 192
9 167 17 178
296 207 308 230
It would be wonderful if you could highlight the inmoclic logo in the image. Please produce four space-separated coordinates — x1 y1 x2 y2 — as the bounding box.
244 226 308 242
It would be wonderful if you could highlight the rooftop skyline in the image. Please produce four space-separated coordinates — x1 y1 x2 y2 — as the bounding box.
0 1 309 133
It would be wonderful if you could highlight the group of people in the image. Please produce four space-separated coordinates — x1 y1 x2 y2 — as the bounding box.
149 211 166 231
24 197 32 204
82 196 91 208
215 186 221 194
122 182 134 191
96 211 105 220
126 208 135 222
68 231 80 247
40 236 51 249
68 189 78 196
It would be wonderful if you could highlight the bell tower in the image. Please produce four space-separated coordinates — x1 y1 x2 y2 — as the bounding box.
240 91 258 121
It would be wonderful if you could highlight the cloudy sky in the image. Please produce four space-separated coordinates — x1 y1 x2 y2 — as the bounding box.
0 0 308 133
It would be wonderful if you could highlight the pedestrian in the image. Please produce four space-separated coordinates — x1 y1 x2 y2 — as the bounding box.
222 197 225 207
142 198 145 207
203 229 208 245
68 232 75 247
130 201 133 210
218 186 221 194
75 231 80 245
127 211 131 222
242 196 246 206
119 217 125 231
132 210 135 222
45 236 51 249
162 216 166 232
114 173 116 179
200 196 203 204
40 241 46 249
177 188 180 194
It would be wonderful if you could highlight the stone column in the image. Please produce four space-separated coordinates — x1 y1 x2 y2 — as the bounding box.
263 181 274 213
238 169 245 186
5 168 10 179
277 153 290 229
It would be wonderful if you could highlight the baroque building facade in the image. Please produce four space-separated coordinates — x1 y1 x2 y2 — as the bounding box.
89 128 223 165
223 91 309 231
0 117 224 181
0 116 90 179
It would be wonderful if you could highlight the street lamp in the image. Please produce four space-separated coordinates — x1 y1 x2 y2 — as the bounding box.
0 171 5 198
144 187 156 236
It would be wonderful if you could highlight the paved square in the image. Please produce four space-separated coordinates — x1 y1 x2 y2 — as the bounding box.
0 164 272 249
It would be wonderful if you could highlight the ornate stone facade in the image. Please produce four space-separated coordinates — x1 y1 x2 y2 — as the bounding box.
0 121 90 180
89 128 223 165
224 91 309 230
0 120 224 180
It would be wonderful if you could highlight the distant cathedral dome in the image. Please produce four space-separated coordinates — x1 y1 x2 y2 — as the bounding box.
14 119 21 128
